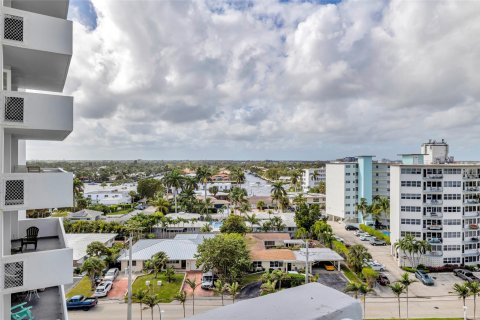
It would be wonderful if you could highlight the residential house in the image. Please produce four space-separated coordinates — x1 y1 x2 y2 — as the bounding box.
67 209 103 221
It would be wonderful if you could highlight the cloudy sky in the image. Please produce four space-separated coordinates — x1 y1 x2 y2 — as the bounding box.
27 0 480 161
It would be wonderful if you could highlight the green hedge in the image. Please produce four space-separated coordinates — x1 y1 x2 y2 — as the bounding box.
359 224 391 244
332 240 349 258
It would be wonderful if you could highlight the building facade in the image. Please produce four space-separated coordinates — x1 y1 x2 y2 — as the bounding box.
390 141 480 267
0 1 73 319
301 168 326 192
326 156 392 221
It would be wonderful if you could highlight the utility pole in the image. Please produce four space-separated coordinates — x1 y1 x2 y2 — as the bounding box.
305 239 309 284
127 235 133 320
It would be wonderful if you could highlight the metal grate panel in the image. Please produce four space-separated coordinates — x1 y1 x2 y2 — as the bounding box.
4 14 24 42
5 179 24 206
4 261 23 289
4 97 24 122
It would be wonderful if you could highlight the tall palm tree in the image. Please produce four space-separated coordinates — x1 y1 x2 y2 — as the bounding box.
376 196 390 226
230 167 246 186
468 281 480 320
271 181 287 212
227 282 240 303
142 294 161 320
454 282 471 318
270 216 286 232
345 282 362 299
208 185 219 197
389 282 405 319
399 272 417 320
196 166 213 201
355 198 368 224
174 291 187 318
347 244 372 273
185 278 199 315
293 194 307 207
213 280 227 306
290 170 302 192
228 187 247 214
256 200 266 211
244 213 260 226
133 289 148 320
395 235 431 268
73 177 84 212
152 194 170 214
359 284 371 320
162 170 184 213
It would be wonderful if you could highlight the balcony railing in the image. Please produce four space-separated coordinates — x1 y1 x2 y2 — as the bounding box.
464 187 480 193
424 226 443 231
0 168 72 210
464 175 480 180
424 213 443 218
2 218 72 294
424 175 443 180
464 212 480 217
1 91 73 141
424 200 443 205
464 199 480 205
426 251 443 257
425 187 443 192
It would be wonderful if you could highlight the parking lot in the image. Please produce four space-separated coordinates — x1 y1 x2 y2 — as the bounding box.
331 221 465 298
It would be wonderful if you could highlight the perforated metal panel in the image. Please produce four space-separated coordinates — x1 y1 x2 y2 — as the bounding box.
4 97 24 122
4 15 23 42
4 261 24 289
5 179 24 206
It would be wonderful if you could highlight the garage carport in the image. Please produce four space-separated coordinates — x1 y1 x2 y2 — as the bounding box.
294 248 344 272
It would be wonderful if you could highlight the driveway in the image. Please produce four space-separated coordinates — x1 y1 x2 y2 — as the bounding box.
238 281 261 299
107 277 129 300
331 221 462 297
316 270 348 292
183 271 214 297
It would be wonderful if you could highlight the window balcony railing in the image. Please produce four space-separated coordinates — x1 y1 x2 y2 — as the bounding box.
424 187 443 192
424 175 443 180
464 199 480 205
424 200 443 205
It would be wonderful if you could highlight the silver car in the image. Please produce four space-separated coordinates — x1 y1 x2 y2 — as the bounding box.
104 268 119 282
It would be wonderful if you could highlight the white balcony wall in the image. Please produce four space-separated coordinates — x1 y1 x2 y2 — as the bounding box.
14 218 66 245
0 170 73 210
1 91 73 140
3 7 72 54
0 247 73 294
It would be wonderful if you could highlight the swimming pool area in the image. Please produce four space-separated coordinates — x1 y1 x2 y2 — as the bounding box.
210 221 223 231
382 231 391 237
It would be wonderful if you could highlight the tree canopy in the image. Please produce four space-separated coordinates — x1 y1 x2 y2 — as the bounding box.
137 178 163 199
220 214 249 234
294 203 322 231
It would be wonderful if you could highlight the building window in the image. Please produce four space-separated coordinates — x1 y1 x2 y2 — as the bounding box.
443 257 461 264
270 261 283 268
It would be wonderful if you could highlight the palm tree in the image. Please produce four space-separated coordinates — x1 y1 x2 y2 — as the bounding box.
468 281 480 320
376 196 390 226
228 187 247 214
311 170 320 182
142 294 162 320
200 223 213 233
244 213 260 226
271 181 287 212
355 198 368 223
293 194 307 207
345 282 362 299
144 252 169 278
256 200 266 211
133 289 148 320
347 244 372 273
152 195 170 214
230 168 246 186
290 170 302 192
260 280 277 295
185 278 200 315
162 170 184 213
174 291 187 318
270 216 286 232
227 282 240 303
454 282 471 318
196 166 213 201
239 201 251 215
208 185 219 197
271 270 287 289
359 284 371 320
165 266 175 283
213 280 227 306
73 177 84 212
389 282 405 319
399 272 417 320
395 235 431 268
80 256 105 289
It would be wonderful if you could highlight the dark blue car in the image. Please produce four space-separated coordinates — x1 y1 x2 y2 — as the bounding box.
66 295 98 311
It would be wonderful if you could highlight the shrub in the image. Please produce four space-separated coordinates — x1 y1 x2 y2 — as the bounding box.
359 224 391 244
427 264 460 273
332 240 349 258
401 266 417 273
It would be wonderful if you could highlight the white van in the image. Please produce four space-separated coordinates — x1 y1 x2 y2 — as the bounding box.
201 271 214 290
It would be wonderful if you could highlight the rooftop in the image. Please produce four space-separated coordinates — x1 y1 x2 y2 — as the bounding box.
65 233 117 261
185 282 361 320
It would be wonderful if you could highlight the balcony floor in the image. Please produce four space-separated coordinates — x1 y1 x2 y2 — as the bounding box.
11 237 61 254
11 286 64 320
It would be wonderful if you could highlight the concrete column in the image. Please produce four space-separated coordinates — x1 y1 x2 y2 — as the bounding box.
2 294 12 320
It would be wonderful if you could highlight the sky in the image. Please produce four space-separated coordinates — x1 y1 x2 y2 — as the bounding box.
27 0 480 161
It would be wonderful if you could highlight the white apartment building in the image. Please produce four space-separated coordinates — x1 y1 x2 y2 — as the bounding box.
0 1 73 319
301 168 325 192
84 190 132 205
326 156 392 222
390 140 480 267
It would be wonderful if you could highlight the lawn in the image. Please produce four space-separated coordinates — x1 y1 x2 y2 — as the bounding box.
341 265 364 284
66 276 94 298
106 208 134 216
131 272 184 303
241 272 264 286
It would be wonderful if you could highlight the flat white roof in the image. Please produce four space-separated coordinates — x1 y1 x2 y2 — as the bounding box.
294 248 344 262
65 233 117 261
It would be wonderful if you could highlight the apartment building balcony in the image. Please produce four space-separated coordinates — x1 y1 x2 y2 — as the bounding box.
9 0 69 19
423 226 443 231
425 251 443 257
462 250 480 257
2 7 72 92
464 187 480 193
464 174 480 180
2 218 72 294
1 91 73 141
0 167 73 211
464 211 480 218
424 174 443 180
464 199 480 205
11 285 67 320
464 224 480 231
424 187 443 193
464 237 480 244
424 212 443 219
424 200 443 206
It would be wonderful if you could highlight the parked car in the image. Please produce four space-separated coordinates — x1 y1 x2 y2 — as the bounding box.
415 270 434 286
135 204 146 210
453 269 480 282
345 225 359 231
66 295 98 310
366 261 386 272
355 231 366 237
334 236 345 244
201 271 215 290
370 238 387 246
104 268 119 282
94 281 113 298
324 263 336 271
377 273 390 286
359 235 374 241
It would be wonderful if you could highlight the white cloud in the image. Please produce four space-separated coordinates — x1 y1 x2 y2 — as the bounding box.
27 0 480 160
